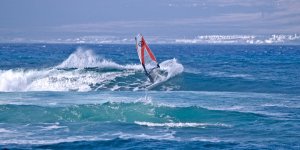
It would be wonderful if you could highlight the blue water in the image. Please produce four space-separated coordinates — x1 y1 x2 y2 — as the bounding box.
0 44 300 149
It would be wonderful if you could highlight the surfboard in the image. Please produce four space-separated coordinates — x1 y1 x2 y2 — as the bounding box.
135 34 160 83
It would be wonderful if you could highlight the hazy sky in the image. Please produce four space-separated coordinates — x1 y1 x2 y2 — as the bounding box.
0 0 299 39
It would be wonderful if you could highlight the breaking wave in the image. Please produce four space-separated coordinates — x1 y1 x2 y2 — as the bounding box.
56 48 138 70
0 48 183 92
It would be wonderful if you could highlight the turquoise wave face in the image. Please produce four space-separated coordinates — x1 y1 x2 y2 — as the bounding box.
0 102 260 124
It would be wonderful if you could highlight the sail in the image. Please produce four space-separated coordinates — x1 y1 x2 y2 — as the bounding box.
135 34 159 66
135 34 160 82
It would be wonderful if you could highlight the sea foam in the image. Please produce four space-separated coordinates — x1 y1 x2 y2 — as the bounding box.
0 48 183 92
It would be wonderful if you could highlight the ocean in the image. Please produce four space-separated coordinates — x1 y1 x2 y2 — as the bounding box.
0 43 299 149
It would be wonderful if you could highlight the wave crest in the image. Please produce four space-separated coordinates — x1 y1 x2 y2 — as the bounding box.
56 48 123 69
0 48 183 92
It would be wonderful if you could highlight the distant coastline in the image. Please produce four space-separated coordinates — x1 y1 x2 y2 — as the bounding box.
1 34 300 45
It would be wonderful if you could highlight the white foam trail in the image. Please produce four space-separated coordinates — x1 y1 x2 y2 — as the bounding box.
134 121 231 128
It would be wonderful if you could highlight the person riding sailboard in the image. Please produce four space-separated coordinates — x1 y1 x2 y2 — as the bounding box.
135 34 160 83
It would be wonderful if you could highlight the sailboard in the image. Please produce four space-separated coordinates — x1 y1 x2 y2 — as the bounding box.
135 34 160 83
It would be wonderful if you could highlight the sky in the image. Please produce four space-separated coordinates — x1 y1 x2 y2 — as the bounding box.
0 0 300 41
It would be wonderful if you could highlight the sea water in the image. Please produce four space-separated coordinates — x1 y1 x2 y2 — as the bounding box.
0 44 299 149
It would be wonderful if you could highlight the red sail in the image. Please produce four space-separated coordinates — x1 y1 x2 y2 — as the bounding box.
141 37 157 63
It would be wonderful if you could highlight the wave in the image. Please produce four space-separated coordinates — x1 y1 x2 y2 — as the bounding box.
0 48 183 92
56 48 139 70
0 90 296 119
0 101 254 125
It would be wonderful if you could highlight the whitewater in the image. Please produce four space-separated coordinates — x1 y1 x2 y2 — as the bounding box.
0 44 300 149
0 48 183 92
